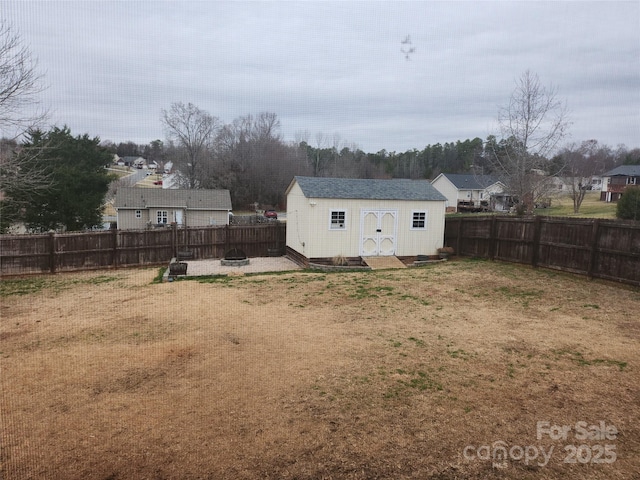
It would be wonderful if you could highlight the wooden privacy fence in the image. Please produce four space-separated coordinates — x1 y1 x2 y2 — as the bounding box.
445 216 640 286
0 223 286 276
2 217 639 286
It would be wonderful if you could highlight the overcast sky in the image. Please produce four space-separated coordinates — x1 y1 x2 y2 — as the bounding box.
3 1 639 153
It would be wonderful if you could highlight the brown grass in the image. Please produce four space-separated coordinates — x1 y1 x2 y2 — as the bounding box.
1 260 639 479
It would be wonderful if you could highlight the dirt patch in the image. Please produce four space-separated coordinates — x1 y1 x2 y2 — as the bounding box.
1 260 638 479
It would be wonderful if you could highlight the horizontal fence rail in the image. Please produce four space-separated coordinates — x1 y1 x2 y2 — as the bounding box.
0 223 286 276
1 217 638 286
444 216 640 286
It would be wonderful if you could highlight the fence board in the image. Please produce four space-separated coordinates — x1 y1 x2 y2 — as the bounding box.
494 217 535 264
0 223 286 276
1 218 637 286
444 216 640 286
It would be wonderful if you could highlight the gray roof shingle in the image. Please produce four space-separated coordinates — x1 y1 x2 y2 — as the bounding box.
115 187 232 210
293 176 446 201
437 173 500 190
603 165 640 177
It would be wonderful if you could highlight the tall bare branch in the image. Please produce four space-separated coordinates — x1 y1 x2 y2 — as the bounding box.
161 102 219 189
489 70 571 213
0 20 47 138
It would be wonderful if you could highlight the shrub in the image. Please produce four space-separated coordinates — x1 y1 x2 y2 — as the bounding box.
616 187 640 221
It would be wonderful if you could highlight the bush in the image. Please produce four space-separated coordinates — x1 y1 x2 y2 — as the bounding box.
616 187 640 221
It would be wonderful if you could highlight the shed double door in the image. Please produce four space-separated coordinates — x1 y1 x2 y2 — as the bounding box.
360 210 397 256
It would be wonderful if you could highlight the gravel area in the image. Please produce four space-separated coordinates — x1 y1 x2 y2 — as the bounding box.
184 256 302 276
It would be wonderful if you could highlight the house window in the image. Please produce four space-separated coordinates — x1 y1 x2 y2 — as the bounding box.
329 210 346 230
411 211 427 229
157 210 168 224
135 210 141 219
627 177 637 185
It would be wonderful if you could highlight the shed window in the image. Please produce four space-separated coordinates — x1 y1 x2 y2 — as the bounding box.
330 210 346 230
135 210 141 219
411 211 427 229
157 210 168 224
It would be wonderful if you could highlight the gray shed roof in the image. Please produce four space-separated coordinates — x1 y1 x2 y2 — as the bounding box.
115 187 232 210
602 165 640 177
291 176 446 201
437 173 500 190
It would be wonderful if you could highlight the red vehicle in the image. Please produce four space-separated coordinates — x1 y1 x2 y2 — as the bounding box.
264 209 278 219
153 180 163 186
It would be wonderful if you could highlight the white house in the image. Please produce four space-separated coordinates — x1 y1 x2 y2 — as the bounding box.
431 173 508 212
285 176 447 264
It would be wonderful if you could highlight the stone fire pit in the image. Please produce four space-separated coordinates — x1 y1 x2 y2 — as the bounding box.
221 248 249 267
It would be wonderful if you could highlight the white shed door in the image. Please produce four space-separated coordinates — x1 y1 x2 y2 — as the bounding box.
360 210 397 256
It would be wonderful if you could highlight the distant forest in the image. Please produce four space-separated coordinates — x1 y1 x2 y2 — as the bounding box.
4 114 636 211
103 124 638 209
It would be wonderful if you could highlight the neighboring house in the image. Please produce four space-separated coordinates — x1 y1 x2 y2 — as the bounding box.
590 176 603 191
285 176 446 263
114 187 232 230
121 156 146 169
431 173 508 212
600 165 640 202
550 176 570 192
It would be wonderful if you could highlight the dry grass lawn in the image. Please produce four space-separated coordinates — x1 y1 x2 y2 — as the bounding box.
1 259 638 479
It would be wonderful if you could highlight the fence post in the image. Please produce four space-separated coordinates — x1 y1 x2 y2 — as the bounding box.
455 217 463 256
49 231 56 274
531 216 543 268
112 228 118 269
587 219 601 278
171 222 178 258
488 216 498 260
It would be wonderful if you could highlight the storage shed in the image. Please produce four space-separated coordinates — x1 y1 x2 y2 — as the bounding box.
285 176 447 264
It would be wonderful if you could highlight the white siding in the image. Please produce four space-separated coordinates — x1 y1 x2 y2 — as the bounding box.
431 175 459 209
286 181 445 258
431 175 504 211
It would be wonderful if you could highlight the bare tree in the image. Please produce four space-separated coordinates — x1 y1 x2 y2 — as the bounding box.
557 141 594 213
557 139 620 213
213 112 310 207
0 20 47 137
488 70 570 213
161 102 219 189
0 21 50 232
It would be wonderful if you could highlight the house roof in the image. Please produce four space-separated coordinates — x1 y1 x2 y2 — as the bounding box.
602 165 640 177
114 187 232 210
434 173 500 190
290 176 446 201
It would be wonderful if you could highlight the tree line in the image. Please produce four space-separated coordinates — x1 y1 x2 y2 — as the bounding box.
102 103 638 214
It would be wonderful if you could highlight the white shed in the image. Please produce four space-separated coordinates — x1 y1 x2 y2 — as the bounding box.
285 176 447 263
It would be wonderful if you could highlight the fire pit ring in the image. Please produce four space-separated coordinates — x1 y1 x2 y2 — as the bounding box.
221 248 250 267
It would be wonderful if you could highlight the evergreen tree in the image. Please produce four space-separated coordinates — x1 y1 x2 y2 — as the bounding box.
11 126 114 232
616 188 640 221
